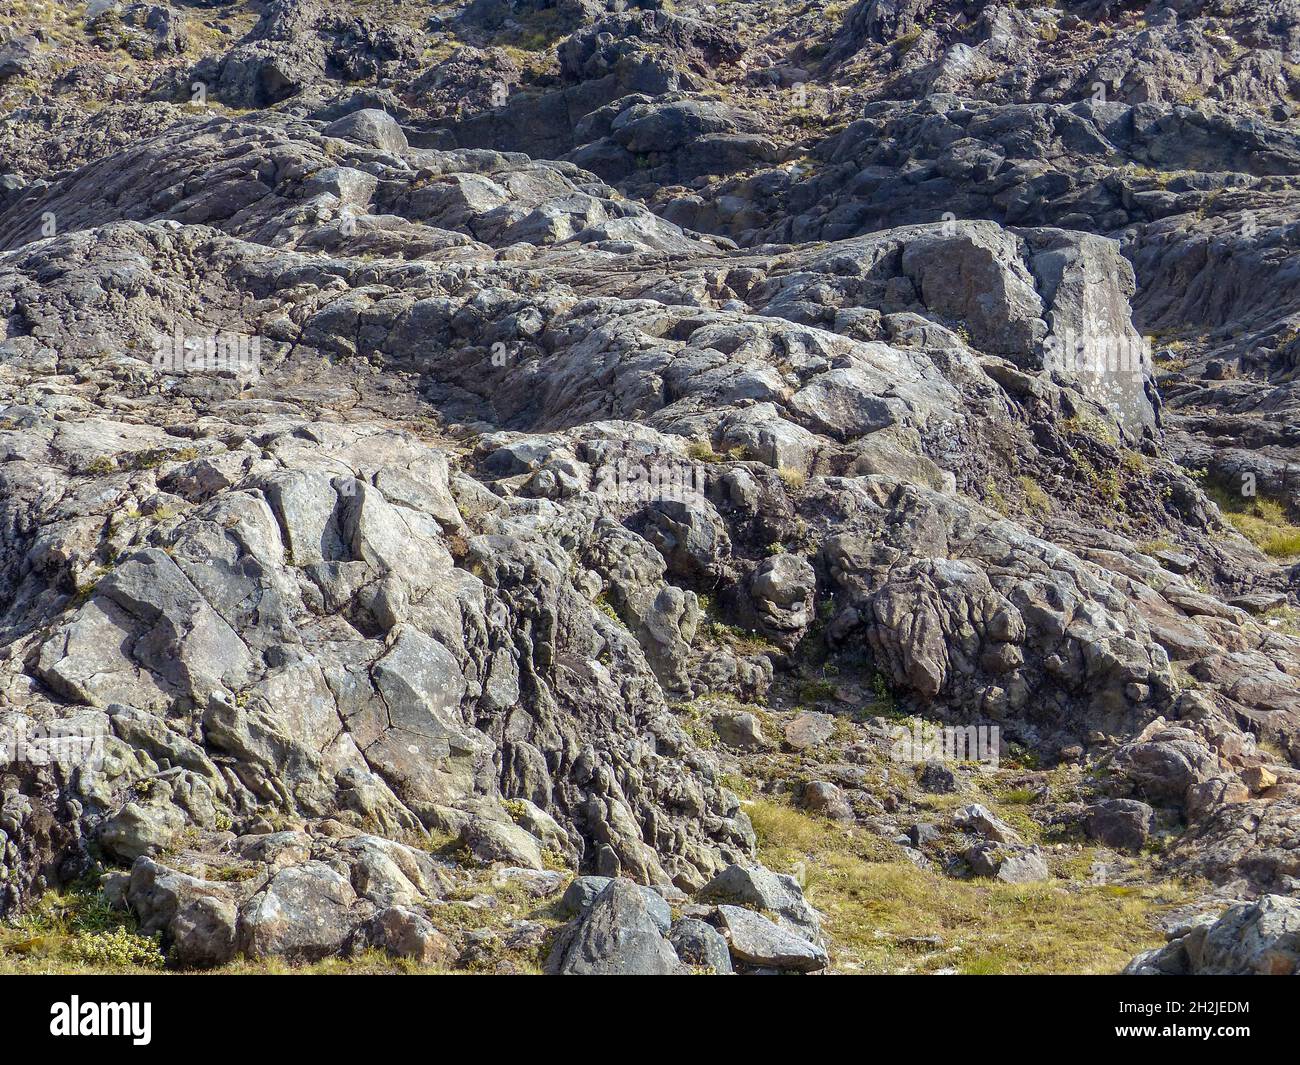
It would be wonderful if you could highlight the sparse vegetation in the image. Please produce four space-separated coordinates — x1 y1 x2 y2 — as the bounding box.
748 799 1196 975
1206 485 1300 560
1 885 164 974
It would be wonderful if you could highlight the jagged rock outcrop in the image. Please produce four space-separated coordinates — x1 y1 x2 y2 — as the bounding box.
1 0 1299 977
1125 894 1300 975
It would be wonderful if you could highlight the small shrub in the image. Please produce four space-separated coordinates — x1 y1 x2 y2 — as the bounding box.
778 466 807 490
64 928 165 969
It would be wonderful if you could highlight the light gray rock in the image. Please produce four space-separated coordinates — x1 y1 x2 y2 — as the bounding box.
237 861 365 962
714 905 828 972
99 801 185 863
349 905 455 966
711 709 769 750
1126 896 1300 975
700 863 821 942
324 109 409 155
783 712 837 751
965 841 1049 884
953 803 1021 845
127 857 238 969
458 817 545 872
558 875 672 934
803 780 854 821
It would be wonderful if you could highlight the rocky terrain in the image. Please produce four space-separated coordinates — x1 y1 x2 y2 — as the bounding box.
0 0 1299 976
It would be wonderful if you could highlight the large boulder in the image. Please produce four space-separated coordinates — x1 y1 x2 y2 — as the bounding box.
699 863 821 941
714 905 828 972
236 862 366 962
348 905 456 966
1085 799 1154 852
546 880 681 975
669 917 733 973
324 109 408 155
1125 896 1300 975
127 857 238 969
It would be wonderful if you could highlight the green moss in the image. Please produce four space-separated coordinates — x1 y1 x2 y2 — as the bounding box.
1000 787 1038 805
894 29 923 55
799 678 838 704
984 477 1011 516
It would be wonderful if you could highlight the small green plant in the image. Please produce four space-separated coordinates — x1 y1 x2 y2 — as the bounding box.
895 29 923 55
799 678 837 704
865 671 899 719
984 477 1010 516
64 927 165 969
594 593 621 624
685 439 721 462
3 884 165 972
1061 411 1119 446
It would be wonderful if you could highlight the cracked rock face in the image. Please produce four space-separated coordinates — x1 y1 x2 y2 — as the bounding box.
1 0 1300 975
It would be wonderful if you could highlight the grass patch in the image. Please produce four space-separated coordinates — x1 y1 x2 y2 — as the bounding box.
748 799 1195 975
1259 606 1300 636
1206 485 1300 560
1018 475 1052 517
1 885 165 974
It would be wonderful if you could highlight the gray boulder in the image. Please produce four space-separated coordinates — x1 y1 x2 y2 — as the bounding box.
1125 896 1300 975
714 905 828 972
324 109 409 155
669 917 733 973
1085 799 1154 852
966 841 1049 884
546 880 681 975
99 800 185 863
127 857 238 969
558 875 672 934
700 863 821 941
236 861 365 962
349 905 455 966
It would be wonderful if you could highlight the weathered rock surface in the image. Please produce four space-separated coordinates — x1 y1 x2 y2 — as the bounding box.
546 878 681 974
1125 895 1300 975
0 0 1298 978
